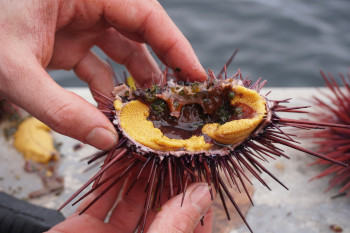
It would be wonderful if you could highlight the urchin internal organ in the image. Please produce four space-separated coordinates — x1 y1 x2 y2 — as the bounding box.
59 70 348 233
309 71 350 196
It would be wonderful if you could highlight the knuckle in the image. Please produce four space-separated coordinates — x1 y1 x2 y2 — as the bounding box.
162 39 180 63
43 101 76 134
172 212 197 233
103 59 113 72
171 220 192 233
156 208 197 233
121 193 137 207
101 59 115 81
110 215 131 231
151 207 198 233
120 49 136 67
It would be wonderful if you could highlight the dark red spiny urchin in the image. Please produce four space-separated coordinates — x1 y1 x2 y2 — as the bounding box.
309 70 350 196
59 68 349 233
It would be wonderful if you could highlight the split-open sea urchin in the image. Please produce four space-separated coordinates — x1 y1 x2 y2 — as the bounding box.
309 71 350 196
59 68 348 232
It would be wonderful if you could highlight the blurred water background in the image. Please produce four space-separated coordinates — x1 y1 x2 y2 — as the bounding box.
50 0 350 87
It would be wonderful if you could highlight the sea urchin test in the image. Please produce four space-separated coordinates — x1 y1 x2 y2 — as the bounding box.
59 69 349 233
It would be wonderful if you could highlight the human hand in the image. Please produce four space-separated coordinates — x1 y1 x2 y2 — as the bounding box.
47 168 214 233
0 0 207 150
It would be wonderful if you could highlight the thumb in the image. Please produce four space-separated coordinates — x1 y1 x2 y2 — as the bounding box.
0 54 118 150
147 183 215 233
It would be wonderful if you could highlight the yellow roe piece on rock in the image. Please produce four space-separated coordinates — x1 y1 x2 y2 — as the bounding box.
202 86 266 145
119 100 212 151
13 117 59 164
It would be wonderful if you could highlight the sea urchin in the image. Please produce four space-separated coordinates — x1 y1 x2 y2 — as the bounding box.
309 71 350 196
59 68 348 233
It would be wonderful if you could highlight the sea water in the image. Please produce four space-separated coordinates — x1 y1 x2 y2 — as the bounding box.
50 0 350 87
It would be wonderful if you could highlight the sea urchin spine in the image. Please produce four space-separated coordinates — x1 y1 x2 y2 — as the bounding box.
309 71 350 196
59 69 348 233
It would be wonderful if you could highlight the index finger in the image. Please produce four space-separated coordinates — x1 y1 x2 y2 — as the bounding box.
102 0 207 81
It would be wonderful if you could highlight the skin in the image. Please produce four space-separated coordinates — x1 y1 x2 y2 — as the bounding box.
0 0 210 232
0 0 207 151
48 167 215 233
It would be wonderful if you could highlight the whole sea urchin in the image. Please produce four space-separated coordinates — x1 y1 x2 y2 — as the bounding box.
309 71 350 196
59 68 348 233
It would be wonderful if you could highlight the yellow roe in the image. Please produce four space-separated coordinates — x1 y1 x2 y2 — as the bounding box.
115 85 266 151
202 86 266 144
118 100 212 151
13 117 59 164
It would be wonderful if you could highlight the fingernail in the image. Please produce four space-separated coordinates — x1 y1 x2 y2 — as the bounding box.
189 183 213 215
85 127 118 150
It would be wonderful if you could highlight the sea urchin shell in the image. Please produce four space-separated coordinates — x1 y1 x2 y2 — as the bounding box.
59 69 349 233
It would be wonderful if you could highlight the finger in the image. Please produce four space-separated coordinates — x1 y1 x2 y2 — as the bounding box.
194 207 213 233
141 182 172 233
0 53 117 150
107 167 150 232
96 28 161 87
74 50 115 97
102 0 207 81
47 215 114 233
147 183 215 233
48 19 107 70
141 186 212 233
74 163 127 220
